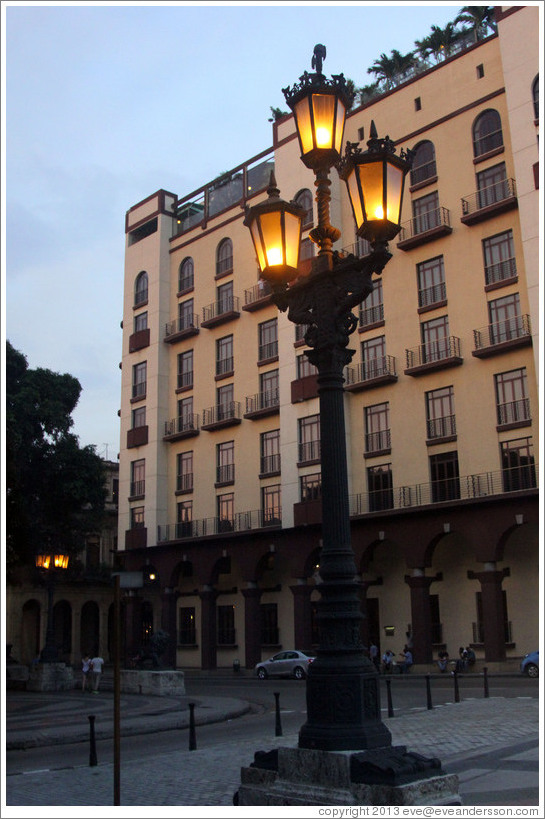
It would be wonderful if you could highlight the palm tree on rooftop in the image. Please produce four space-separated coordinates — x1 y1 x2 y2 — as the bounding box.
415 23 462 63
454 6 497 41
367 49 416 91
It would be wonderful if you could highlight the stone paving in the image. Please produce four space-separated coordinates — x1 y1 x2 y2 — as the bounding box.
3 694 541 810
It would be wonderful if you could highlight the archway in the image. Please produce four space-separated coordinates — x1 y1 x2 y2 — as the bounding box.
80 600 100 656
21 599 41 664
54 600 72 662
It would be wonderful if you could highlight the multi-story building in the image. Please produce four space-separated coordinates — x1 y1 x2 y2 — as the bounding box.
118 6 539 672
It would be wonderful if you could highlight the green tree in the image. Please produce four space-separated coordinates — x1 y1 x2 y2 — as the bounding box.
415 23 462 63
367 49 416 90
454 6 496 41
6 341 106 571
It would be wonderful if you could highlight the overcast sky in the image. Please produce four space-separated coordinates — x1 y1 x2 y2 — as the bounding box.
4 1 469 458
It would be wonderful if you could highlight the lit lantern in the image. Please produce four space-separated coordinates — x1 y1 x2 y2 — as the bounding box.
339 121 413 244
244 173 306 284
35 552 69 570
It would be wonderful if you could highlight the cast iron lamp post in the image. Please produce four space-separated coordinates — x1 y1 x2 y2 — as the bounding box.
35 549 69 663
245 46 413 752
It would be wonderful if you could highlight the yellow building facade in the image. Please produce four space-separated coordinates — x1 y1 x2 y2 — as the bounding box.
118 9 539 672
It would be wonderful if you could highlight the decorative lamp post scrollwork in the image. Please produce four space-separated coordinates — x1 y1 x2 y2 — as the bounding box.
245 45 413 752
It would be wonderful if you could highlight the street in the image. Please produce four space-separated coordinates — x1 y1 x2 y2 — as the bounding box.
6 673 538 776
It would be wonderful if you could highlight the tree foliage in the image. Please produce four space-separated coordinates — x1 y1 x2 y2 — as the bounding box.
6 341 106 570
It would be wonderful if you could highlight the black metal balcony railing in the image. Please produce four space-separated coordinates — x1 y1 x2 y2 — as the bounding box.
245 389 279 414
176 473 193 493
244 281 272 306
406 336 461 369
216 356 234 377
473 129 503 158
203 296 240 323
497 398 531 426
157 507 282 542
410 159 437 187
130 480 145 497
216 464 235 484
399 206 451 241
165 313 199 339
202 401 242 427
298 440 321 463
418 281 446 309
473 314 531 350
164 413 199 437
427 415 457 439
260 453 281 475
345 356 397 385
365 429 391 454
359 303 384 328
132 381 147 399
258 340 278 361
462 178 516 215
349 465 537 518
484 257 517 287
177 371 193 390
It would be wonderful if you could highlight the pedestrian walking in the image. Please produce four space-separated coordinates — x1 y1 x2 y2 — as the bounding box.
90 654 104 693
399 645 413 674
81 654 91 692
369 642 380 671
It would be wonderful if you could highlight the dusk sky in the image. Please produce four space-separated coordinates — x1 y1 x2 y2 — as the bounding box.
5 1 469 458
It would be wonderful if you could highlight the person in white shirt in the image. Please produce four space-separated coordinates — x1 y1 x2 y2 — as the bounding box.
90 655 104 693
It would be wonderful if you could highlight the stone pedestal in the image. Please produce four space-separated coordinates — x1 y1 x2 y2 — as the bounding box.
236 745 461 806
120 669 185 696
27 662 74 692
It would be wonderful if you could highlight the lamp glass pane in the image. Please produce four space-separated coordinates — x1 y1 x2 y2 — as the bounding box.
259 210 284 267
284 211 303 268
386 161 404 225
346 166 364 229
55 554 69 569
294 97 313 155
250 219 267 272
311 94 335 149
334 99 346 154
358 161 385 221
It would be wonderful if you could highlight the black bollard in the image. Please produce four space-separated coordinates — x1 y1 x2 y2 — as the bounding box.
88 715 98 767
385 677 394 717
425 674 433 710
453 669 460 703
274 692 282 736
188 702 197 750
483 666 489 698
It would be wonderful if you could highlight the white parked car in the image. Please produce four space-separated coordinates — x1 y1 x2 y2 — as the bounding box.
255 650 315 680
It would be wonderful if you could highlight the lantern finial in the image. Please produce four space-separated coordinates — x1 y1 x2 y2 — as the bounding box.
311 44 327 74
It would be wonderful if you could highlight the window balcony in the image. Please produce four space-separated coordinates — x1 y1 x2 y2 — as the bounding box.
131 381 146 402
129 328 150 353
472 315 532 358
297 440 321 466
461 179 517 225
176 473 194 494
157 507 281 543
258 340 278 363
177 371 194 391
405 336 463 376
418 282 447 312
202 401 242 431
359 302 384 330
164 314 199 343
216 357 234 379
409 160 437 191
163 414 200 441
242 281 274 312
364 429 391 457
496 398 531 430
216 464 235 486
397 207 453 251
426 415 457 443
344 356 398 392
127 425 148 449
484 257 517 290
201 296 240 329
260 454 281 477
129 480 145 500
244 390 280 419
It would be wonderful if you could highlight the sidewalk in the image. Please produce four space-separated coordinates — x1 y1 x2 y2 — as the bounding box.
4 688 541 809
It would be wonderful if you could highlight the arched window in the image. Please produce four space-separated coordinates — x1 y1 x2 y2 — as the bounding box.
294 188 314 229
472 109 503 157
532 75 539 121
410 140 436 186
178 257 194 292
134 271 148 307
216 238 233 277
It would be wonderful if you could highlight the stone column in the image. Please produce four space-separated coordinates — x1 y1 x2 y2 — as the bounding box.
160 587 178 668
199 586 218 670
242 584 262 670
290 581 314 649
468 564 509 662
405 569 435 664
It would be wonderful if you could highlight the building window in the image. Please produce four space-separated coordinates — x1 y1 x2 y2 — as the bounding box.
361 335 387 378
177 350 194 390
258 318 278 361
177 451 194 493
132 361 147 399
260 603 279 645
476 162 509 208
217 493 234 531
495 369 530 426
134 311 148 332
414 96 422 111
472 109 503 157
260 429 280 475
488 293 523 343
412 191 440 234
482 231 516 286
476 63 484 79
501 437 536 492
367 464 393 512
426 386 456 439
178 396 194 428
216 441 235 485
296 353 317 379
131 406 146 429
178 257 194 292
178 298 196 332
217 605 236 645
301 473 321 502
359 279 384 328
532 75 539 120
429 451 460 502
294 188 314 229
134 271 148 307
364 403 391 454
178 607 196 645
417 256 446 309
216 335 234 377
130 459 145 498
298 415 320 463
260 369 279 408
216 238 233 277
421 316 450 362
217 383 234 419
130 506 145 529
299 237 315 263
410 140 436 186
217 280 234 313
262 484 281 525
176 500 192 537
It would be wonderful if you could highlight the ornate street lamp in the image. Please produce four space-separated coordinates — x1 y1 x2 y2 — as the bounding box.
35 548 70 662
245 46 413 753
